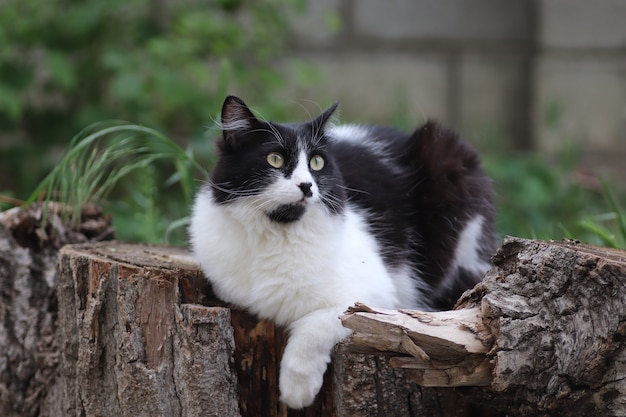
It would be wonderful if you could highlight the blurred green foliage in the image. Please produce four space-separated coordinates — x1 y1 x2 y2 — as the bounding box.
0 0 304 194
484 151 624 248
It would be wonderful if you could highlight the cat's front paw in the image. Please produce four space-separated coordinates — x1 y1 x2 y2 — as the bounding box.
279 362 325 409
278 309 350 408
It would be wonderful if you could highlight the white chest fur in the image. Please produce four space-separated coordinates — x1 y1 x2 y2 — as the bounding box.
189 188 413 326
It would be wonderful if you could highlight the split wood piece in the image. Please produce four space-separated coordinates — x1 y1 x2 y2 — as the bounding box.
341 304 493 387
342 236 626 417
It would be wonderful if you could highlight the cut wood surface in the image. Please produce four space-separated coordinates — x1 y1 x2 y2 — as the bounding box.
342 236 626 417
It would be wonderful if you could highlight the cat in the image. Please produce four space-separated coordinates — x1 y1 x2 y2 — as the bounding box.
189 95 497 409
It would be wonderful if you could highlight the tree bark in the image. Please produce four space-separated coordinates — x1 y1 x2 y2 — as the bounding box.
342 236 626 417
0 203 112 417
332 343 484 417
55 242 240 417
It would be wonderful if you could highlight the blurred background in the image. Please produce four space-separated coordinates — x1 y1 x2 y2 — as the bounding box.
1 0 625 246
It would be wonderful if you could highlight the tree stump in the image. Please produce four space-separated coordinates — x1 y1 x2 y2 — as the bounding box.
0 203 112 417
53 242 480 417
55 242 240 417
342 236 626 417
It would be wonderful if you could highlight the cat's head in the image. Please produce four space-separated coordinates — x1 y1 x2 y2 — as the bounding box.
209 96 345 223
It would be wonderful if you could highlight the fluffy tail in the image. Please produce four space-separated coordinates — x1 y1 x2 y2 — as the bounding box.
404 121 497 309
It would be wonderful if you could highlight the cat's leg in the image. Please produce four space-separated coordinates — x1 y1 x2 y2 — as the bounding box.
279 307 351 409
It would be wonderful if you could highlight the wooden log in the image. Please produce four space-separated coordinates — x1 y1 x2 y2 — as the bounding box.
342 236 626 417
55 242 240 417
0 203 113 417
341 305 493 387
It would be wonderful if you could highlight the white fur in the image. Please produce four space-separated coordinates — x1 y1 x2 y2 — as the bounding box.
220 118 251 132
453 214 491 275
290 151 316 191
327 124 370 143
190 171 417 408
327 124 404 175
390 263 430 309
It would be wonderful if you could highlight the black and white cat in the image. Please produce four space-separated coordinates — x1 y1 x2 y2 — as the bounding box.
189 96 496 408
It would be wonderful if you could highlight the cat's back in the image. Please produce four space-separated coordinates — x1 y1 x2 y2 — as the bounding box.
326 123 414 202
325 124 419 271
328 124 411 161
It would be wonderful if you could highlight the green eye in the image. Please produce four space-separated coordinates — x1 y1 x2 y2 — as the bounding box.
266 152 284 168
309 155 325 171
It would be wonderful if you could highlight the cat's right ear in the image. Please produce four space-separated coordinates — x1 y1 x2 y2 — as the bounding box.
220 96 259 143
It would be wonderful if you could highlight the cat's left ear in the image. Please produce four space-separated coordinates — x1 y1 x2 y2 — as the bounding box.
310 101 339 134
221 95 260 140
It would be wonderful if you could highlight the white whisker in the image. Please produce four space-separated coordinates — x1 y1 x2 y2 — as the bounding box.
337 184 371 195
249 109 288 148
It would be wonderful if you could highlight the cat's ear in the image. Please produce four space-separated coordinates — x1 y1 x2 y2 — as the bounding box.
310 101 339 134
221 95 259 139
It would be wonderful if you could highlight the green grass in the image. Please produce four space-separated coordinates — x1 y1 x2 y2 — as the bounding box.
575 181 626 248
22 121 207 245
484 152 625 249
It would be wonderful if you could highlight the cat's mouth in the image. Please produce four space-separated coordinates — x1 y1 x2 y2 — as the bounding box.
267 202 307 223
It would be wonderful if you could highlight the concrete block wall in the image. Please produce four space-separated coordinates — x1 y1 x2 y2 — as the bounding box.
287 0 626 156
534 0 626 153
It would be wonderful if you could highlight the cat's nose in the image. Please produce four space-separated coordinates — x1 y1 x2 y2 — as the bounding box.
298 182 313 198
